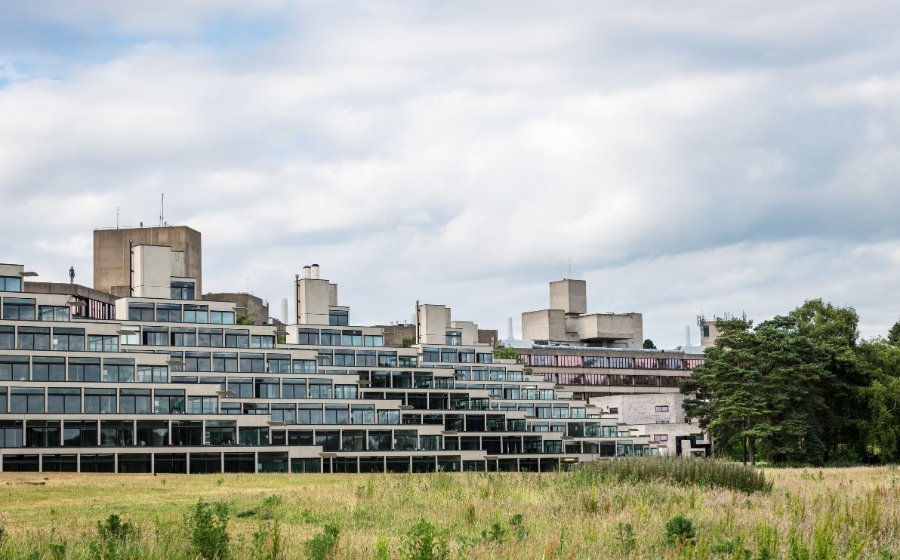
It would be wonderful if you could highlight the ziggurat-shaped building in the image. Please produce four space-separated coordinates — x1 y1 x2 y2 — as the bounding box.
0 226 659 474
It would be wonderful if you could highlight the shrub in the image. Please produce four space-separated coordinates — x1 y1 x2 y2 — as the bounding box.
90 514 138 560
305 524 340 560
398 519 449 560
252 516 282 560
617 523 636 555
712 537 750 559
188 500 230 560
664 515 695 547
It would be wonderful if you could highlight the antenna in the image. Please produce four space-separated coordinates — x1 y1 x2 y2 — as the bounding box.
159 194 165 227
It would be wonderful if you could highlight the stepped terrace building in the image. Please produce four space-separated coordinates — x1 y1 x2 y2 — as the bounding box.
0 226 654 474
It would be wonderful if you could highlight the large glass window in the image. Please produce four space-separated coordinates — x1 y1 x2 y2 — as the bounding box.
39 306 70 322
329 310 348 326
210 311 235 325
33 356 65 381
68 358 100 382
334 350 355 367
255 378 280 398
239 427 268 446
206 421 236 445
239 353 264 372
364 335 383 347
325 405 349 425
0 326 13 349
172 421 203 446
298 404 323 425
120 389 152 414
171 328 196 347
297 329 318 345
156 304 182 322
213 352 238 373
0 276 22 292
184 351 211 372
293 360 315 374
103 359 135 382
199 328 223 347
267 354 290 374
128 303 154 322
84 389 117 414
377 410 399 425
119 325 140 346
225 330 249 348
227 377 252 398
446 331 462 345
4 298 35 320
393 430 417 451
18 327 50 350
272 403 296 424
88 335 118 352
100 421 132 446
26 420 60 447
0 420 23 447
136 365 167 383
48 388 81 413
440 349 458 362
282 379 306 399
11 388 44 413
378 351 397 367
65 420 98 446
137 421 169 446
143 327 168 346
309 380 332 399
183 304 207 323
251 335 275 349
154 389 185 414
171 282 195 300
52 328 85 351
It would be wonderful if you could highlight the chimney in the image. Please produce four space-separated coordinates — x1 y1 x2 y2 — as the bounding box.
685 326 692 347
303 266 311 279
506 317 514 340
311 264 320 279
281 298 288 325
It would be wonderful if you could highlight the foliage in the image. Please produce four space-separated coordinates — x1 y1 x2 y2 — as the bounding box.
252 516 281 560
398 519 449 560
569 455 772 494
188 500 231 560
664 515 695 546
888 318 900 347
236 314 255 325
643 339 657 349
90 514 138 560
492 345 522 363
305 524 339 560
400 337 415 348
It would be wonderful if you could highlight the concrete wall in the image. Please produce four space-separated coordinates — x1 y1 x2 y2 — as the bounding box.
295 278 332 325
376 325 416 347
94 226 201 297
477 329 498 346
571 312 642 347
0 263 24 278
450 321 479 345
203 292 269 324
132 245 174 298
590 393 688 425
700 321 722 347
522 309 566 341
418 304 451 345
550 279 587 315
25 282 118 304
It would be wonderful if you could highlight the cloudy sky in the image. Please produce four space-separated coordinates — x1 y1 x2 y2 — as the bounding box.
2 1 900 348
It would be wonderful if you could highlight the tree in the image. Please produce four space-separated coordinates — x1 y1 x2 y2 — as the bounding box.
400 337 415 348
643 339 657 350
236 313 255 325
493 345 522 363
888 318 900 346
853 338 900 462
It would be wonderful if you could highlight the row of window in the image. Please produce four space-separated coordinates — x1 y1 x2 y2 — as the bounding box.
121 326 272 348
0 387 211 415
0 326 117 352
128 303 235 324
522 354 704 370
450 367 523 382
296 329 383 347
420 348 493 364
0 357 168 383
2 298 70 321
542 373 690 387
0 277 23 293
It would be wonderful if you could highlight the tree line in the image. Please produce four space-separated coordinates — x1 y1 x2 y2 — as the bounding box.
679 299 900 465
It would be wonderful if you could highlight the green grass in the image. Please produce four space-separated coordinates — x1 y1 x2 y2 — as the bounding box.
0 460 897 559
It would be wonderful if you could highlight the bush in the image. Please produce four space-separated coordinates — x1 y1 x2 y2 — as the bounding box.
398 519 449 560
570 456 773 494
664 515 695 547
305 524 340 560
188 500 231 560
90 514 138 560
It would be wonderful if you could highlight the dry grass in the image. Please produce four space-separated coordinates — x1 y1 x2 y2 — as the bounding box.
0 464 898 559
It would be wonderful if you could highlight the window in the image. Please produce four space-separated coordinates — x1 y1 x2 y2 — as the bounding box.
0 420 22 447
282 379 306 399
210 311 235 325
378 351 397 367
364 335 383 347
26 420 60 447
394 430 417 451
251 335 275 349
128 303 154 322
325 405 349 424
335 385 358 399
609 407 619 414
4 298 35 320
33 357 65 381
458 349 475 363
239 427 268 446
255 378 280 398
48 388 81 413
420 435 441 451
239 353 264 373
329 310 348 326
703 326 710 337
184 351 211 372
267 354 291 373
0 356 29 380
320 329 340 346
584 356 607 367
171 282 195 300
100 421 132 446
477 353 493 364
182 304 207 323
39 306 70 322
227 378 253 398
103 359 135 382
377 410 399 425
293 360 315 374
18 327 50 350
445 331 462 345
655 405 669 412
172 421 203 446
68 358 100 382
440 349 457 363
137 421 169 446
0 326 13 349
171 328 196 347
656 420 670 424
653 434 668 442
0 276 22 292
213 352 238 373
10 387 43 413
531 355 555 366
88 335 118 352
198 328 223 347
84 389 116 414
142 327 168 346
206 421 236 445
156 304 182 322
334 350 355 367
297 329 318 345
53 328 85 351
298 404 323 425
154 389 185 414
136 366 168 383
351 404 375 425
116 325 139 346
120 389 152 414
341 330 362 346
271 403 296 424
225 329 249 348
66 420 99 446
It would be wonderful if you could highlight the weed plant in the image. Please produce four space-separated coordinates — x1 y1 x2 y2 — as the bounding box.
0 461 896 559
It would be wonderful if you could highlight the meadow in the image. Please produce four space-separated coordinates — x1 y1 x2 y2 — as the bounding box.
0 458 897 559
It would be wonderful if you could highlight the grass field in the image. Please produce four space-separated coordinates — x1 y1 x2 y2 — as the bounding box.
0 459 897 559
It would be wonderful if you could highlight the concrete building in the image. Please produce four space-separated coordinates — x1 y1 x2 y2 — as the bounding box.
202 293 269 325
0 229 661 475
93 226 202 298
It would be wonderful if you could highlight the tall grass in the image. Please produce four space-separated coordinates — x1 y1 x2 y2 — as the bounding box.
569 456 774 494
0 464 896 559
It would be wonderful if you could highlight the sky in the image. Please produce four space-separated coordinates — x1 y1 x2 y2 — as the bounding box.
2 0 900 348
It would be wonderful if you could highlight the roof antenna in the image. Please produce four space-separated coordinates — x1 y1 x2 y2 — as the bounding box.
159 193 165 227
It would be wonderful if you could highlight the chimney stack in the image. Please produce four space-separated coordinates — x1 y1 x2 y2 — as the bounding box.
281 298 288 325
506 317 514 340
311 264 320 279
303 266 311 279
